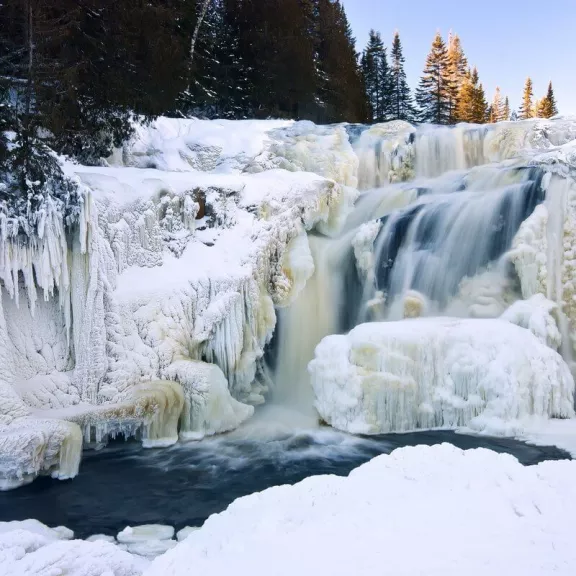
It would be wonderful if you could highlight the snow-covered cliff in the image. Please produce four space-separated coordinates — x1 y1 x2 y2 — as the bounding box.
0 119 356 489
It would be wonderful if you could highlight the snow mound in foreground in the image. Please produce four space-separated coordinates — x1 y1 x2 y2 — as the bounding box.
146 443 576 576
309 318 574 435
0 522 147 576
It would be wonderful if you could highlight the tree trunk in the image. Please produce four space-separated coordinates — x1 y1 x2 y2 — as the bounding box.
24 0 34 124
186 0 211 94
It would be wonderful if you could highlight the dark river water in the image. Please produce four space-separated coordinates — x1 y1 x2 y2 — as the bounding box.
0 425 569 539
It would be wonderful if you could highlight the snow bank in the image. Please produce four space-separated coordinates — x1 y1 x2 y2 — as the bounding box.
0 521 147 576
146 443 576 576
309 318 574 435
109 117 292 173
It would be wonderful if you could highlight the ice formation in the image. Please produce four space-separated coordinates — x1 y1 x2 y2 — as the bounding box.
0 520 148 576
3 115 576 487
0 119 352 488
309 318 574 435
145 444 576 576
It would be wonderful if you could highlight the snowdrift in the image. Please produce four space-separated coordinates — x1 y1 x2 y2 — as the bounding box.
145 443 576 576
4 444 575 575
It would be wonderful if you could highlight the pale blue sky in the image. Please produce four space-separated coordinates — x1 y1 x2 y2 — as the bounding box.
341 0 575 114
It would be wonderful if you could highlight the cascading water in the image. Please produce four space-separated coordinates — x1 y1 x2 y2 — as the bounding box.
271 121 571 423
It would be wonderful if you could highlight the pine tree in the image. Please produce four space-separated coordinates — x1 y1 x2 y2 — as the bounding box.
538 81 559 119
502 96 511 121
416 33 455 124
474 81 488 124
535 98 547 118
455 69 476 123
446 32 468 123
0 0 80 225
316 0 368 122
519 77 534 120
389 31 416 122
489 86 504 122
361 30 392 122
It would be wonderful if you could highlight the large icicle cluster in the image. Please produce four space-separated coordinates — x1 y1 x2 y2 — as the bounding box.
309 317 574 436
0 119 353 489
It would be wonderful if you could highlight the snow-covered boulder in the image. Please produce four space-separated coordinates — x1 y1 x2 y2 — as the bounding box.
309 318 574 436
145 444 576 576
0 528 147 575
117 525 175 544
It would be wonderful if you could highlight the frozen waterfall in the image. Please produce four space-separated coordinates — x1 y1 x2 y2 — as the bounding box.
2 116 576 488
274 117 576 434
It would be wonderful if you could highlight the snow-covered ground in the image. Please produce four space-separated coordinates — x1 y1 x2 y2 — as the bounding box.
4 443 575 576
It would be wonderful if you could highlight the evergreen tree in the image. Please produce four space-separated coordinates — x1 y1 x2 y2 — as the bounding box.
361 30 392 122
489 86 504 122
446 32 468 123
0 0 80 226
510 110 518 121
389 31 416 122
473 81 488 124
416 33 455 124
535 98 547 118
538 81 559 119
316 0 368 122
455 69 476 123
235 0 319 119
519 77 534 120
502 96 511 121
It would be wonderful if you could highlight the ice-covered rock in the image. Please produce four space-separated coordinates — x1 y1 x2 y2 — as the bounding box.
0 529 147 575
508 173 576 357
0 520 146 575
501 294 562 349
117 525 177 560
52 525 75 540
309 318 574 435
145 444 576 576
117 525 175 544
164 361 253 441
86 534 116 543
0 119 352 487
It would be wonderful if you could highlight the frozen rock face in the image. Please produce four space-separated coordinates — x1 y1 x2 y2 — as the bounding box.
0 120 352 489
309 318 574 436
508 173 576 358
